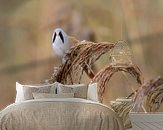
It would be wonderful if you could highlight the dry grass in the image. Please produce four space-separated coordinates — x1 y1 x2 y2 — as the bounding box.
110 98 133 129
92 64 143 102
133 76 163 112
47 40 144 103
47 41 115 84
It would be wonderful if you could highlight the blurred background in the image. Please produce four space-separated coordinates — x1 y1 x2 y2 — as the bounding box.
0 0 163 109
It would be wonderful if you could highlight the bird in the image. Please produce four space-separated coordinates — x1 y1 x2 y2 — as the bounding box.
52 28 96 78
52 28 78 63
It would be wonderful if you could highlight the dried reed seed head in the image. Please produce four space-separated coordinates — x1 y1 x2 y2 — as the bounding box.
47 66 62 84
47 41 115 84
133 76 163 112
92 64 143 102
72 42 115 67
145 77 163 112
110 98 133 129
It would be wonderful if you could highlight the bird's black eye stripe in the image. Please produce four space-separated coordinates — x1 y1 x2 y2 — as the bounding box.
52 32 56 43
59 32 64 43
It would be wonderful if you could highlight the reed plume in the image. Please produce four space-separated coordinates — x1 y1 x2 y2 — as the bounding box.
92 64 143 102
133 76 163 112
48 41 115 84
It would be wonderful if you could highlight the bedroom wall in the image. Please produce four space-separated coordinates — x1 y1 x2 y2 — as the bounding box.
0 0 163 110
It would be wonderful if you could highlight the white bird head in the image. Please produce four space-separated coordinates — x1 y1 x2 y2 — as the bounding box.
52 28 68 45
52 28 71 62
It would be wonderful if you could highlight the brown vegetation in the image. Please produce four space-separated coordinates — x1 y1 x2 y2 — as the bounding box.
133 76 163 112
92 64 143 102
47 41 115 84
110 98 133 129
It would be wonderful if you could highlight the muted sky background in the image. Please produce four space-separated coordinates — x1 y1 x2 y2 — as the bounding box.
0 0 163 109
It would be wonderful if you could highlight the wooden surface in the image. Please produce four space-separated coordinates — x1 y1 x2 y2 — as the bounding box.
129 113 163 130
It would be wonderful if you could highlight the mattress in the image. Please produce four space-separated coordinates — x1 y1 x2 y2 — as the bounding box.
0 98 124 130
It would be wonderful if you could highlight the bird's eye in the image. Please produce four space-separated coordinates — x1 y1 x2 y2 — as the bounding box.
52 32 56 43
59 32 64 43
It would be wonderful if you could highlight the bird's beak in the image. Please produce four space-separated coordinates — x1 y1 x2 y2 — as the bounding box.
56 32 59 36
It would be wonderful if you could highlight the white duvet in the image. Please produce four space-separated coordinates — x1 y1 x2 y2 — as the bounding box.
0 98 124 130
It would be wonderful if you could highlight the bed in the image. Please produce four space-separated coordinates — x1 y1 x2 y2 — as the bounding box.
0 98 124 130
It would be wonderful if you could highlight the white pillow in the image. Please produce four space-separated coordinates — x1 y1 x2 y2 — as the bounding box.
87 83 99 102
15 82 57 103
32 93 74 99
57 82 88 99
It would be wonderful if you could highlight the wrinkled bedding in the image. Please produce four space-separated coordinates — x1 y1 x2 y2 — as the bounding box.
0 98 124 130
